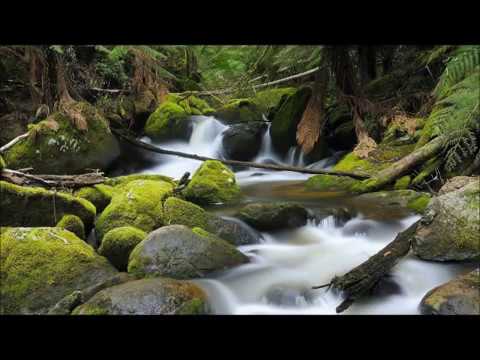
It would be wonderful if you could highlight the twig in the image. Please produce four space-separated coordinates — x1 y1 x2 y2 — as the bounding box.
0 132 30 153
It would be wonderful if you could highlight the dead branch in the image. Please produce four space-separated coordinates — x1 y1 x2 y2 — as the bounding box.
112 129 370 180
1 168 106 188
313 221 419 313
0 132 30 153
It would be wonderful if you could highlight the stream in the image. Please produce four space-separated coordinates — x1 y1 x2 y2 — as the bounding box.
113 115 474 315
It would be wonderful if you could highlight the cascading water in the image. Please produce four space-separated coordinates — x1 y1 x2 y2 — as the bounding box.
129 115 473 314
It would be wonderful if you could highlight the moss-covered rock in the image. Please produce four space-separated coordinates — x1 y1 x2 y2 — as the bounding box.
56 214 85 240
420 269 479 315
167 93 215 115
270 87 312 153
98 226 147 271
128 225 248 279
235 202 310 231
74 184 114 213
214 88 296 124
412 180 480 261
0 227 117 314
305 174 362 193
95 179 174 240
3 102 120 174
183 160 241 205
104 173 176 188
0 181 96 229
163 196 210 229
72 277 210 315
144 101 191 141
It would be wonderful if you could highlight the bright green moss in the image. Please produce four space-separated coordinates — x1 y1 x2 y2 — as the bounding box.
95 179 174 240
104 174 176 188
407 193 432 214
74 184 114 213
0 227 117 314
56 214 85 240
144 101 190 140
191 226 211 238
98 226 147 271
0 155 6 170
305 174 361 192
253 87 296 112
163 196 209 229
215 98 263 123
334 153 384 176
0 181 96 228
394 176 411 190
3 102 120 174
183 160 241 205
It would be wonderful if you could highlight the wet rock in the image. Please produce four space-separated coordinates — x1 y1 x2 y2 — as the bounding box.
206 215 263 246
412 181 480 261
98 226 147 271
263 285 314 307
183 160 241 205
222 122 266 161
354 190 432 214
3 102 120 174
420 269 479 315
127 225 249 279
0 227 117 314
235 202 310 231
72 277 210 315
0 181 96 230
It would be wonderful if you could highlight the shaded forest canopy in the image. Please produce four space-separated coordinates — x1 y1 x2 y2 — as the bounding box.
0 45 479 190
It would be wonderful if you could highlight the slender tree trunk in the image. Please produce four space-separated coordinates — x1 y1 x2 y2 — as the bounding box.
382 46 396 75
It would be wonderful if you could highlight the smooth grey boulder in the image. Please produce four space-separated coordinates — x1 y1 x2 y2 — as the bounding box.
222 122 266 161
127 225 249 279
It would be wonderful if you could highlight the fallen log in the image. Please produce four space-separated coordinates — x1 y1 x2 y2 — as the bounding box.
358 136 445 192
313 220 419 313
0 132 30 153
112 129 370 180
0 168 106 188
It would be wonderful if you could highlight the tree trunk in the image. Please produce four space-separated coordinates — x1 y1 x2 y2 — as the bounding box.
382 46 396 75
358 46 377 86
314 220 419 313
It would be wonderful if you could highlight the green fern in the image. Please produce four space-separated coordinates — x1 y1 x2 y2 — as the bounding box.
428 45 480 172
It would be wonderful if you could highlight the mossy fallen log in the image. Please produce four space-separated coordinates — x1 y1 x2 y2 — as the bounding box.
313 220 419 313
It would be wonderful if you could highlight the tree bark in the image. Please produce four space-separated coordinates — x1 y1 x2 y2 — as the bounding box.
314 220 419 313
0 169 106 188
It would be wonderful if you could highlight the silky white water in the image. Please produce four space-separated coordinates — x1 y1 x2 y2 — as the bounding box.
134 115 473 314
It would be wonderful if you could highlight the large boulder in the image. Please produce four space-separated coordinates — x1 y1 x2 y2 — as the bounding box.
144 101 191 141
0 227 117 314
95 179 174 240
163 196 210 229
183 160 241 205
74 184 114 213
98 226 147 271
128 225 249 279
221 122 266 161
419 269 479 315
72 278 210 315
235 202 310 231
3 102 120 174
412 180 480 261
56 214 85 240
206 215 262 246
0 181 96 229
438 176 479 195
270 87 311 153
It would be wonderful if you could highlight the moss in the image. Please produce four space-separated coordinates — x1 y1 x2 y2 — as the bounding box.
98 226 147 271
253 87 296 113
406 193 432 214
270 87 312 152
105 173 176 188
74 184 114 213
394 176 411 190
176 297 208 315
95 179 174 240
183 160 241 205
144 101 190 140
191 226 211 238
0 155 6 170
0 227 117 314
163 196 209 229
305 174 361 193
3 102 120 174
56 214 85 240
72 305 109 315
0 181 96 229
215 98 263 123
411 157 442 186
